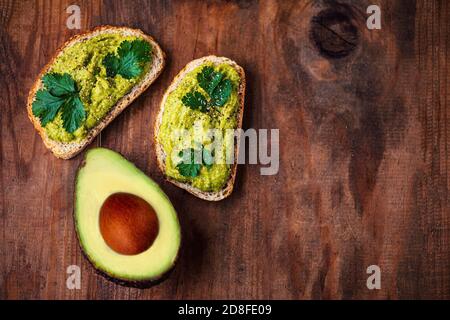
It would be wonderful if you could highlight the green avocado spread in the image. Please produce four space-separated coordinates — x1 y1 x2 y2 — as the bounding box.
44 33 150 142
157 63 240 192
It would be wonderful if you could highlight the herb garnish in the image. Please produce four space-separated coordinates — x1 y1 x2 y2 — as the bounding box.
176 146 214 177
103 39 152 79
32 73 86 133
181 92 208 113
181 66 232 112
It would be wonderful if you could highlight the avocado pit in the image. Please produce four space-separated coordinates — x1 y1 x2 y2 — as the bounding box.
99 192 159 255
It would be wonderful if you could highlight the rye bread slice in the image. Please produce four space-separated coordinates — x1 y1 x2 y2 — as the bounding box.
27 26 165 159
154 56 246 201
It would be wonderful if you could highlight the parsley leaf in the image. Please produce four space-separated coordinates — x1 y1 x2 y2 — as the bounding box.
197 66 224 96
181 92 208 112
210 78 232 107
32 90 66 126
176 146 214 177
176 148 202 177
103 40 152 79
202 147 214 169
181 66 232 112
32 73 86 133
60 95 85 133
42 73 77 96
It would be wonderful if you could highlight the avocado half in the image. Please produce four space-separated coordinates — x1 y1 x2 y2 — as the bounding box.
74 148 181 287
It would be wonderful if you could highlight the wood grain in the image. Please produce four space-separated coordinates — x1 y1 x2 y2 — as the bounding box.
0 0 449 299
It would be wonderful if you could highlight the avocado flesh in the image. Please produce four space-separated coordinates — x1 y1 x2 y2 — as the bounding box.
75 148 181 283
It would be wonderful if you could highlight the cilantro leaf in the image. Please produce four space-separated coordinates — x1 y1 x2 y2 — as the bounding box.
176 148 202 177
177 162 201 178
122 40 152 63
181 66 232 112
42 73 77 96
202 147 214 169
197 66 224 96
32 90 66 126
103 39 152 79
210 78 232 107
31 72 86 133
176 146 214 177
103 54 121 77
60 95 86 133
181 91 208 112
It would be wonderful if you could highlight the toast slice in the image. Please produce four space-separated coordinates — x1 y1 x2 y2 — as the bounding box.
27 26 165 159
154 56 246 201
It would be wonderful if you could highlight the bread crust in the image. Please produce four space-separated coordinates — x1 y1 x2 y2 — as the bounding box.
154 56 246 201
27 26 166 159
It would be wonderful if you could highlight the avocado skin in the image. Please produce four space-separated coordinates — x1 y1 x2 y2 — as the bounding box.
74 216 181 288
73 148 182 288
78 240 179 288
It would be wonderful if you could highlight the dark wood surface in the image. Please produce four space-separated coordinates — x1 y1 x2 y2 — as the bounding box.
1 0 449 299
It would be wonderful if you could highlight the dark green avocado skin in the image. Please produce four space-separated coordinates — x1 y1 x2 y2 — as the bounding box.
73 149 182 289
90 254 177 289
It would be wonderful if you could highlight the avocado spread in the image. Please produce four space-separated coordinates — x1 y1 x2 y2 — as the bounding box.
157 63 240 192
45 34 151 142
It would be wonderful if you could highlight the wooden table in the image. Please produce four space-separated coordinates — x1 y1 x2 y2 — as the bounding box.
1 0 449 299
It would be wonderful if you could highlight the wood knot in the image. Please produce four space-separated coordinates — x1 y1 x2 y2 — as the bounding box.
310 8 359 59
